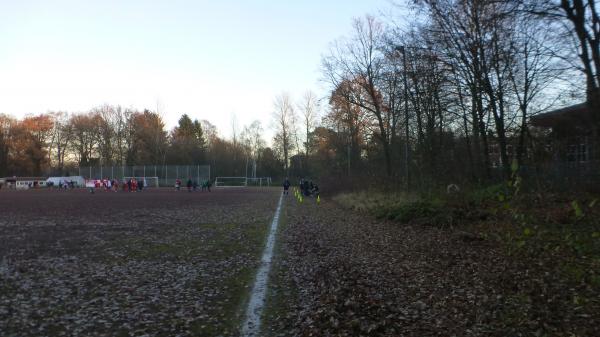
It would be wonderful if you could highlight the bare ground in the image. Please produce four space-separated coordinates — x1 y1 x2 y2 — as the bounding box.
0 188 280 337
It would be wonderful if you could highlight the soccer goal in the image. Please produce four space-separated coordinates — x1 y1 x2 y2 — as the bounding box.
247 177 272 187
214 177 248 187
122 177 159 188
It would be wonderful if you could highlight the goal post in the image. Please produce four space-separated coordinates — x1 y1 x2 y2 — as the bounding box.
246 177 272 187
214 177 248 187
122 176 159 188
214 177 272 187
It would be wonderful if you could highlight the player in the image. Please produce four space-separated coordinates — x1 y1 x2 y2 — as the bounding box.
283 178 291 195
85 179 95 194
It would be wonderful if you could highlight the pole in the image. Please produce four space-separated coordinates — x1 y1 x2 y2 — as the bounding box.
347 139 351 176
401 46 411 190
245 156 248 179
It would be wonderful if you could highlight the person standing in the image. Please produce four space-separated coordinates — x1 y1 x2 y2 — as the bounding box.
283 178 291 195
186 178 193 192
86 179 95 194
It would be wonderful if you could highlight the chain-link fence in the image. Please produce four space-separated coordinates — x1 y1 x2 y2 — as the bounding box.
78 165 211 187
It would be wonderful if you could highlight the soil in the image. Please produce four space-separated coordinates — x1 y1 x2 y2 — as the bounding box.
0 187 280 337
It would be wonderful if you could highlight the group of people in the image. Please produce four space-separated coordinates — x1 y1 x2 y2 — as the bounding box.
175 178 212 192
282 177 320 197
55 180 76 189
86 178 147 193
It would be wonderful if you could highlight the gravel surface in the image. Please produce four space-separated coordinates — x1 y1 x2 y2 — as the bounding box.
0 188 280 337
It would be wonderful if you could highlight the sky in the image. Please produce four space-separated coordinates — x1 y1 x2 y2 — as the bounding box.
0 0 393 139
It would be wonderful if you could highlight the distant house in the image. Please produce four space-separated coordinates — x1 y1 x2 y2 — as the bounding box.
0 177 48 189
531 102 598 164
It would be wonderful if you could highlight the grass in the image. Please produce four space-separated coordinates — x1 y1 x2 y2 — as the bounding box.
334 191 450 225
334 188 600 284
334 187 600 334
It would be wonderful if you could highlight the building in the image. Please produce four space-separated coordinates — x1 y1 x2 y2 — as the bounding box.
530 102 599 186
0 177 48 189
530 102 598 164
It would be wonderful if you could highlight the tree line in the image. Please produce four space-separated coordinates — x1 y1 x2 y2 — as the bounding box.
280 0 599 188
0 106 284 179
1 0 597 188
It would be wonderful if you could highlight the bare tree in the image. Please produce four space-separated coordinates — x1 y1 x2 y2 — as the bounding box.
323 15 396 176
241 120 266 178
48 111 72 173
506 14 566 163
298 91 319 173
522 0 600 116
69 113 100 166
272 93 296 174
325 80 370 175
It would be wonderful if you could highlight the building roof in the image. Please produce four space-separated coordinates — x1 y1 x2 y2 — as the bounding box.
530 103 591 127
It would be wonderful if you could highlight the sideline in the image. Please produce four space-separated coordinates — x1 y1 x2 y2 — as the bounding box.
240 193 284 336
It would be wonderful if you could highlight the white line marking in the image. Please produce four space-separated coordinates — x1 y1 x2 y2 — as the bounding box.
241 193 284 337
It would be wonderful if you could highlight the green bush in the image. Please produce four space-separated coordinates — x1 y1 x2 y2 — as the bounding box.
335 192 446 225
373 200 442 223
465 183 507 204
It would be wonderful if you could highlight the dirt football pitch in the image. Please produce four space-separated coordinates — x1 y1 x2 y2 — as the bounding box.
0 187 281 337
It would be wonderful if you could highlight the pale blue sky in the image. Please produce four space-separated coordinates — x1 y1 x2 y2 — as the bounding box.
0 0 393 137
